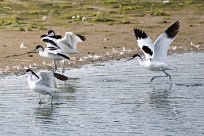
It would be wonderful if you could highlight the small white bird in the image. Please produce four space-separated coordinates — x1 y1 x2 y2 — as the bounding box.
163 0 170 4
112 47 118 54
128 20 180 82
41 31 86 54
190 42 199 48
25 69 68 104
42 16 47 20
20 43 27 48
32 45 70 72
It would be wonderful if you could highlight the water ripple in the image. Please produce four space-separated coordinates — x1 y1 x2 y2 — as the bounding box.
0 53 204 135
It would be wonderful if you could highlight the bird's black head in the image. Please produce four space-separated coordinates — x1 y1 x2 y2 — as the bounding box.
26 69 32 73
25 69 39 78
47 30 55 35
22 69 32 75
40 30 55 38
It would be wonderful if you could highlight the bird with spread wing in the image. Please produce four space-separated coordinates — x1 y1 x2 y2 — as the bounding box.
127 20 180 82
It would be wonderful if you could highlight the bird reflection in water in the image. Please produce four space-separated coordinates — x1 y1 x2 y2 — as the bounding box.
148 83 180 120
33 104 54 124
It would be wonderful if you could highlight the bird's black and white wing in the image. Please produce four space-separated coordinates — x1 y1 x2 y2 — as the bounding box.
59 32 86 53
37 71 54 88
153 20 180 62
134 28 154 59
41 37 61 49
46 48 70 60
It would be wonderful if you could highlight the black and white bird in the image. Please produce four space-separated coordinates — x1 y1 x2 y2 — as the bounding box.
128 20 180 82
31 45 70 72
25 69 68 104
41 31 86 54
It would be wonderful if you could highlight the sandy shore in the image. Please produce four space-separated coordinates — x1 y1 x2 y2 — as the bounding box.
0 16 203 75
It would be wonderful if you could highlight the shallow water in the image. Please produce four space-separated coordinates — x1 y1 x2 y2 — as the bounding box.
0 53 204 136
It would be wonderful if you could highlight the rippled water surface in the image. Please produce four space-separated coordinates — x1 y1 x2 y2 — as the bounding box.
0 53 204 136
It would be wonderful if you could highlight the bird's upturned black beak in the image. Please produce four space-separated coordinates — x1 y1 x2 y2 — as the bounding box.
40 34 47 38
27 49 38 54
126 57 135 62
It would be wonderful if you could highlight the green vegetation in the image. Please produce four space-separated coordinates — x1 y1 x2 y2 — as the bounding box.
149 9 169 16
94 12 114 22
0 0 203 31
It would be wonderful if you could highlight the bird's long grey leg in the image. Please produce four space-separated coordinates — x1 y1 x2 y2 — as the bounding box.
52 69 57 88
53 61 56 72
150 76 161 82
150 71 171 82
163 71 171 82
39 94 43 104
53 79 57 88
61 59 65 74
150 76 166 82
48 93 53 105
53 61 60 72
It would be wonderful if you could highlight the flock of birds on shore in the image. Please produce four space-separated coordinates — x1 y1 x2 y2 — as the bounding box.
20 20 180 104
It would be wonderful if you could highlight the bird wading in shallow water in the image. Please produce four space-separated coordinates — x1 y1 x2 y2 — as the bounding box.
25 69 68 104
40 31 85 73
127 20 180 82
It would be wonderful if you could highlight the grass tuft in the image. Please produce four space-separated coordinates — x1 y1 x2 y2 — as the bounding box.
149 9 169 16
94 12 114 22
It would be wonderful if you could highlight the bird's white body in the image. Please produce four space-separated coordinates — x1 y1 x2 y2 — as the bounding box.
27 71 54 95
137 58 175 71
28 78 51 95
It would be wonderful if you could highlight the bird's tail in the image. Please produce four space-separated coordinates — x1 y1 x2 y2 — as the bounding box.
167 63 177 70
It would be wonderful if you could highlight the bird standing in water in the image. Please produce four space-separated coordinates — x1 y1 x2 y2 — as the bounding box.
31 45 70 72
25 69 68 104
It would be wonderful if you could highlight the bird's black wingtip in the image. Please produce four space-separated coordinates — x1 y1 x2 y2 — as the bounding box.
76 34 86 41
54 73 68 81
165 20 180 38
133 28 148 40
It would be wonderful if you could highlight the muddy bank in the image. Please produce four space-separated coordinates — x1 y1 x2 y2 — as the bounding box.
0 19 203 75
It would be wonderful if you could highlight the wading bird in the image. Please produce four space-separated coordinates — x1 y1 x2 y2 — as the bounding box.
31 45 70 72
40 31 85 73
25 69 68 104
128 20 180 82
